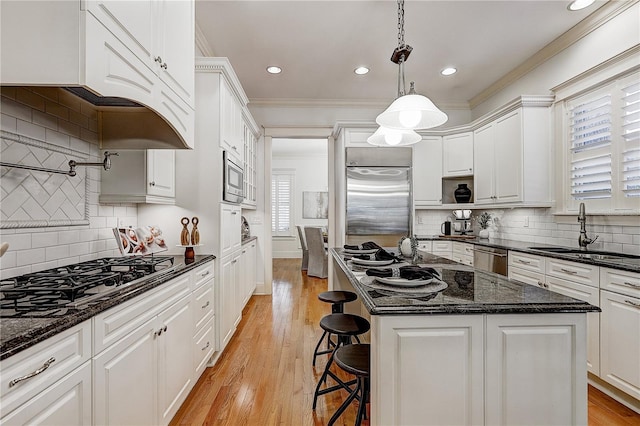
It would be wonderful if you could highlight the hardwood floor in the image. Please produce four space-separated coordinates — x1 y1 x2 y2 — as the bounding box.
171 258 639 426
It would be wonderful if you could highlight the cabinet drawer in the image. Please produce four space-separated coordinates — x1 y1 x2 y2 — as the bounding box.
193 262 214 289
508 252 545 274
452 254 473 267
93 274 191 354
0 321 91 415
432 241 452 252
509 267 545 288
193 317 215 379
193 281 214 333
452 242 474 256
417 241 432 252
545 258 598 288
600 267 640 299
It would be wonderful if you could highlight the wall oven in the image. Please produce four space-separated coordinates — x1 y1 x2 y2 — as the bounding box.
223 151 244 203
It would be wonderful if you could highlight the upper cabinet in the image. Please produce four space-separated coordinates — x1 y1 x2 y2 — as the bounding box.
1 1 195 149
220 78 244 163
413 136 443 206
242 114 260 208
473 98 553 206
443 132 474 177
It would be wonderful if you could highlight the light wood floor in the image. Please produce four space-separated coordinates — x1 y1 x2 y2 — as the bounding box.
171 258 640 426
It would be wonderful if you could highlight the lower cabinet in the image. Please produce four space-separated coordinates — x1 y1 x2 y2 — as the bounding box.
240 240 257 307
219 251 241 350
93 292 194 426
371 313 587 425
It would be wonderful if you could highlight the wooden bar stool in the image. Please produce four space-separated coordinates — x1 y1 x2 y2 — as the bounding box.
312 313 370 410
329 344 370 426
313 291 358 366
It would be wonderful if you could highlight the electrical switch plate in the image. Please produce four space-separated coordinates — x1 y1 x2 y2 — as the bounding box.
524 216 529 227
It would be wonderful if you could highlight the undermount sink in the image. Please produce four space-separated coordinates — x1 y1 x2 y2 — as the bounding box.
528 247 640 260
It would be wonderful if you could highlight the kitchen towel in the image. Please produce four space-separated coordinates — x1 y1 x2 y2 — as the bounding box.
366 266 440 280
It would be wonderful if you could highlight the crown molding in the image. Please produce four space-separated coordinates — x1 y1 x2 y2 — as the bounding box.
194 23 214 57
249 97 469 111
195 57 249 106
469 0 638 109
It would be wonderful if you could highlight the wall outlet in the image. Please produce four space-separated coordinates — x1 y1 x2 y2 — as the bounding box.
524 216 529 227
417 215 424 225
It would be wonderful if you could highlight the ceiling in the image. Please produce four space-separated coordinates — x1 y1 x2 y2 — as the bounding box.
195 0 607 108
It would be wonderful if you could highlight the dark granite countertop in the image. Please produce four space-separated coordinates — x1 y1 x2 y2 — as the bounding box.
332 249 601 316
242 236 257 245
415 236 640 273
0 255 215 360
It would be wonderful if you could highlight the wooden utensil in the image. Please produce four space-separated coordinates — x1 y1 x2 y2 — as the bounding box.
180 217 190 246
191 217 200 245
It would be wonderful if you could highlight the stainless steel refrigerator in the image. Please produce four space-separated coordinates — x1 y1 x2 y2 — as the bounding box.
345 147 412 246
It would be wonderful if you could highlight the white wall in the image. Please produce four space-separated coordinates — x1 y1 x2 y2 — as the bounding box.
272 139 328 258
0 87 137 279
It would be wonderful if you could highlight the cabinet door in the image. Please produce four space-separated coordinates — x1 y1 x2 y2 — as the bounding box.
443 132 473 176
155 0 194 107
86 1 155 70
220 80 243 161
148 149 175 198
93 318 157 426
546 276 600 375
247 241 257 297
600 290 640 400
485 314 588 426
0 363 92 426
157 295 193 425
494 110 522 203
473 123 495 204
219 254 239 350
413 136 443 205
220 204 242 258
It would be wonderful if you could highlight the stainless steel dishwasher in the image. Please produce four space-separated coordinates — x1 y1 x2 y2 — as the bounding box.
473 246 508 276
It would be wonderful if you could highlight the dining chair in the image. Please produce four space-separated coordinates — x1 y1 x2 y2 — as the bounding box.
296 225 309 271
304 226 328 278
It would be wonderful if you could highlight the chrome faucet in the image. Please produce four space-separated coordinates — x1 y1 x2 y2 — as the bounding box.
578 202 598 251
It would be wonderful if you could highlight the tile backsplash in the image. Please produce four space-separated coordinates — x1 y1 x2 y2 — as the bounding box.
0 87 137 279
415 208 640 255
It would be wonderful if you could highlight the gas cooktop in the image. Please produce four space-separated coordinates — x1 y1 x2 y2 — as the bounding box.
0 256 175 318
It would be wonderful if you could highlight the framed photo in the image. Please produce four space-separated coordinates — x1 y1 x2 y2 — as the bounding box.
303 191 328 219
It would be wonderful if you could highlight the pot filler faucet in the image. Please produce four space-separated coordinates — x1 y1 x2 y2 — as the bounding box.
578 202 598 251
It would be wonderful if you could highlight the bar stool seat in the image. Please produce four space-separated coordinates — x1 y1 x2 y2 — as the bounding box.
329 344 371 426
313 291 358 367
312 314 370 410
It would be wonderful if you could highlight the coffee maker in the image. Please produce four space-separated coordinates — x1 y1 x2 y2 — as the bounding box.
452 210 472 235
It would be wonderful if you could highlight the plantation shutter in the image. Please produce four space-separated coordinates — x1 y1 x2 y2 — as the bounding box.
271 170 294 236
621 79 640 199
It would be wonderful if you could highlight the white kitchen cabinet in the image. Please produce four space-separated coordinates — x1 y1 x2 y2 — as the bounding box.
220 78 244 163
0 322 91 424
93 271 197 426
242 118 259 208
219 251 241 351
240 240 258 307
432 240 453 260
1 2 195 149
600 268 640 400
442 132 473 177
473 104 552 206
100 150 175 204
220 204 242 258
86 0 194 108
452 242 474 266
413 136 443 205
485 314 588 425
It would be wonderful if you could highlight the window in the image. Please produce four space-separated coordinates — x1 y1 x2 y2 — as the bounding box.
565 71 640 212
272 169 294 236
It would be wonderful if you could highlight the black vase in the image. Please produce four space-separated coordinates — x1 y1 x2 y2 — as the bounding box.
454 184 472 203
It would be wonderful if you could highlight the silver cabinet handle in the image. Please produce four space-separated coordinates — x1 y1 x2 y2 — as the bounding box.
624 300 640 308
518 260 531 264
623 281 640 289
155 325 168 337
9 357 56 387
231 259 238 264
161 62 167 70
155 56 163 64
200 270 210 278
231 212 238 215
202 301 210 309
560 268 577 275
202 342 210 351
242 250 246 254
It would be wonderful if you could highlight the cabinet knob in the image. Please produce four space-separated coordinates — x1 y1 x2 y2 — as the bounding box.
202 342 210 351
161 62 168 70
155 56 163 64
202 301 210 309
150 181 156 187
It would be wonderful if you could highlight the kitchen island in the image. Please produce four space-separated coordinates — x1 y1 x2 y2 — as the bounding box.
330 248 599 426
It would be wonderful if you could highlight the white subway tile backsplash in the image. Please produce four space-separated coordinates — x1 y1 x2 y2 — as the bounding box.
16 119 46 141
32 110 57 130
32 232 59 248
69 242 90 257
45 128 71 148
1 97 32 122
45 245 70 261
0 251 17 269
44 100 69 121
17 248 45 266
1 113 18 132
612 233 633 244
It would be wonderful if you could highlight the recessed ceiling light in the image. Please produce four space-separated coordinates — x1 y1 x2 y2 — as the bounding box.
568 0 595 11
354 66 370 75
441 67 457 76
266 66 282 74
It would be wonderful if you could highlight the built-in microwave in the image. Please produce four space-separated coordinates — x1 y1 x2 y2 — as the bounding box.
223 151 244 203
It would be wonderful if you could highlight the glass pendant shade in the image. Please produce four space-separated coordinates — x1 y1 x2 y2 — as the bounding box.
367 126 421 147
376 93 448 130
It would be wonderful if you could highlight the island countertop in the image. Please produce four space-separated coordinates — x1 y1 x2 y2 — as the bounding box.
331 248 600 316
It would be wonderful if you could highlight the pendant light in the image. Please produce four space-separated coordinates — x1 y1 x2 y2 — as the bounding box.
375 0 448 131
